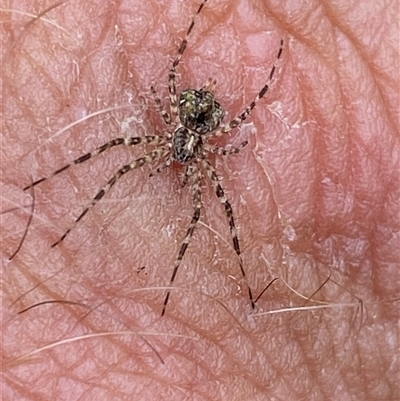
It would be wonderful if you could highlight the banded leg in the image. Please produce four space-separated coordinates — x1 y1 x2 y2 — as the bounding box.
162 163 203 316
201 77 217 93
202 159 255 309
180 164 190 188
168 0 209 121
24 136 165 190
148 155 173 178
150 85 172 126
204 141 248 156
51 147 169 248
211 39 284 138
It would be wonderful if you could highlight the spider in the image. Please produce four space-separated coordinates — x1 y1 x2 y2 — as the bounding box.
23 0 283 316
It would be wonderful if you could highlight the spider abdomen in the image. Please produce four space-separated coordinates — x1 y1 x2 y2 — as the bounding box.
172 126 203 163
179 89 224 134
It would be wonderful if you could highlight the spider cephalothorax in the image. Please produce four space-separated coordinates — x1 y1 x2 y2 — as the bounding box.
172 127 203 163
23 0 283 316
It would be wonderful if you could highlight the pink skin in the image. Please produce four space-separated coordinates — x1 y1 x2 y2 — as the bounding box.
2 0 399 399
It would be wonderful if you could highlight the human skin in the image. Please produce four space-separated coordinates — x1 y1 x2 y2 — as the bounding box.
2 0 399 400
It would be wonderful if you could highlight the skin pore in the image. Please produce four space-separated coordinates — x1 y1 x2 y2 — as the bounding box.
2 0 399 400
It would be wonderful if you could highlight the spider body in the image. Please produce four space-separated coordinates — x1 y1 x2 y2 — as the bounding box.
23 0 283 316
172 126 203 163
178 88 225 134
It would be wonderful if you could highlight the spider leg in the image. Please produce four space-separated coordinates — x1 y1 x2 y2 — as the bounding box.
201 78 217 93
24 135 165 190
180 164 190 188
150 85 172 127
161 163 203 316
204 140 248 156
148 155 173 177
211 39 284 138
51 147 169 248
202 158 255 309
169 0 209 121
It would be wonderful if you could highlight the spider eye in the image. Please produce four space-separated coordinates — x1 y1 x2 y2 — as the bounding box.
179 89 225 133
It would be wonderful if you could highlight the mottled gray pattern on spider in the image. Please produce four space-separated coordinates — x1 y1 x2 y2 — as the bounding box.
23 0 283 316
173 84 225 163
179 87 224 134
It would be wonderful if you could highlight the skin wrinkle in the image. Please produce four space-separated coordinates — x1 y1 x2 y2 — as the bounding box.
2 0 399 400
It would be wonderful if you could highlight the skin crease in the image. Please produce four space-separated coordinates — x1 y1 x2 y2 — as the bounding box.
1 0 399 399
